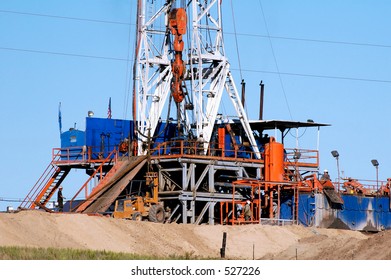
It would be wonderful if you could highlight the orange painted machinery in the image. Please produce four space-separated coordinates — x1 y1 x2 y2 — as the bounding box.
342 178 367 195
168 8 187 103
264 137 285 182
113 172 166 222
380 178 391 196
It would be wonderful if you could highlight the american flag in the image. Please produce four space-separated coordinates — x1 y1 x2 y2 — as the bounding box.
108 97 112 119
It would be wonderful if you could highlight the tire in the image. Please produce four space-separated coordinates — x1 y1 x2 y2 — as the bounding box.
148 204 165 223
132 212 142 221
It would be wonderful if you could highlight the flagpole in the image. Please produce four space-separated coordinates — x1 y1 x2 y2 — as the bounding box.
108 97 112 119
58 102 62 134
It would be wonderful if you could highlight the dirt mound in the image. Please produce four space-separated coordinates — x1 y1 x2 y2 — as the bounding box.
0 210 389 259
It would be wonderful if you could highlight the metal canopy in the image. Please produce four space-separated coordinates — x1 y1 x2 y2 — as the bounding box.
248 120 331 132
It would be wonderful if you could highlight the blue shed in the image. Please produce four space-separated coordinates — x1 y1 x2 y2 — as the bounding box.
60 128 86 161
85 117 133 159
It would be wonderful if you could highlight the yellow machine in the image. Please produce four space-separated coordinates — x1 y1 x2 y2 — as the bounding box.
113 172 165 223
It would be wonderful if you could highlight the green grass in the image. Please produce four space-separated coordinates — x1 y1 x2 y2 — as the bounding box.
0 246 214 260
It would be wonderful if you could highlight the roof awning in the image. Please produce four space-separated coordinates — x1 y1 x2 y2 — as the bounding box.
248 119 330 132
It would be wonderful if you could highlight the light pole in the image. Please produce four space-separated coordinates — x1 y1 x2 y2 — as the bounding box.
331 150 340 192
371 159 379 194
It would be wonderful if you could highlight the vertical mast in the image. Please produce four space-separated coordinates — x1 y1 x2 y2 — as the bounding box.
134 0 260 159
133 0 142 128
134 0 173 155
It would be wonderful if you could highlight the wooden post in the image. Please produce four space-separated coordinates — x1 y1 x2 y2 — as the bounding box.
220 232 227 258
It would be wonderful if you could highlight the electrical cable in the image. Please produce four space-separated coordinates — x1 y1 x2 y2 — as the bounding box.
230 68 391 84
0 46 129 61
0 197 24 203
258 0 293 120
3 45 391 85
122 3 135 121
3 8 391 50
0 9 130 25
229 0 243 81
224 32 391 50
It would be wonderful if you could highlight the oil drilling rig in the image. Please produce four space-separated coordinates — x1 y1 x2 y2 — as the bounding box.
22 1 391 231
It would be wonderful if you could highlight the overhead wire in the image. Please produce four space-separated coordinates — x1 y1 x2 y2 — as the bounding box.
122 2 135 121
258 0 293 120
0 46 129 61
229 0 243 81
1 6 391 88
0 9 130 25
224 32 391 50
230 68 391 84
3 45 391 85
3 8 391 50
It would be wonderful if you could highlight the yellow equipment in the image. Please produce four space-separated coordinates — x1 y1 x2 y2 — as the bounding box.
113 172 165 223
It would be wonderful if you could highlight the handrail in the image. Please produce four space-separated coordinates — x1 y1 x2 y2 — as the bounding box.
149 140 319 168
52 146 87 164
284 148 319 167
337 178 386 195
52 145 119 165
150 140 261 161
68 149 118 211
19 161 58 209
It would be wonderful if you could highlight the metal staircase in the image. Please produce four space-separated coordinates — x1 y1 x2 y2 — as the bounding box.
20 162 70 209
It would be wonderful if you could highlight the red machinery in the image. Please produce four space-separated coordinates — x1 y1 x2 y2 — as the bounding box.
342 178 367 195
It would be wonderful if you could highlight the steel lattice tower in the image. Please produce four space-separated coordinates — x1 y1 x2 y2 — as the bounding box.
134 0 260 158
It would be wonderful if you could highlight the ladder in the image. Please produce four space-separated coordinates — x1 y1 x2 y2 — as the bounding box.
20 162 70 209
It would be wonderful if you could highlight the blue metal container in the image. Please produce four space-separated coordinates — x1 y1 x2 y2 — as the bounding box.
297 193 391 231
86 117 133 159
61 128 85 148
60 129 85 161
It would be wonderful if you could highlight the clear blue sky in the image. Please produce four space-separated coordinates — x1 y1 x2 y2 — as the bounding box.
1 0 391 211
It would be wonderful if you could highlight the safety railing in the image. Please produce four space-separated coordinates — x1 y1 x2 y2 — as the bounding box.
52 146 119 165
150 140 320 170
150 140 262 161
19 161 59 209
220 200 261 225
284 148 319 168
336 178 387 196
68 149 118 211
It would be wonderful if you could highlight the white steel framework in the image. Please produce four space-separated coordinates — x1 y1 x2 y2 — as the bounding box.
134 0 260 158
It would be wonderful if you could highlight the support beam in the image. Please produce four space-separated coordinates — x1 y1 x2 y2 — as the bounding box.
195 201 212 225
181 200 188 224
209 202 216 225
